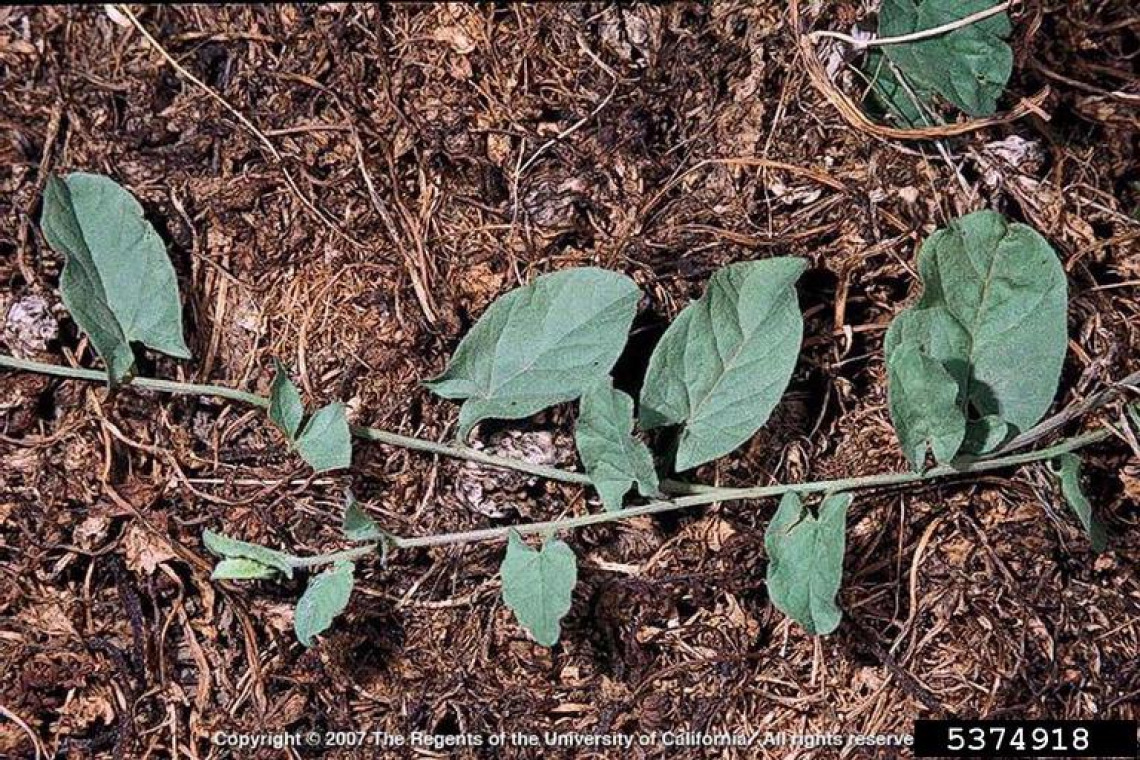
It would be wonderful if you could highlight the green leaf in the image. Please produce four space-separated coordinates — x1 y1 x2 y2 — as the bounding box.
864 49 934 128
203 529 295 579
424 268 640 439
294 561 355 647
40 173 190 383
885 210 1067 450
294 403 352 473
574 379 660 511
342 491 383 542
879 0 1012 116
764 492 851 635
269 360 304 440
640 258 807 471
500 531 577 647
211 558 280 581
1052 454 1107 553
887 340 966 469
962 414 1010 455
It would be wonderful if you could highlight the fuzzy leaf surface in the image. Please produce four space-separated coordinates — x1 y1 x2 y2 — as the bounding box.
640 258 806 471
765 492 851 635
1053 454 1107 553
40 173 190 383
885 210 1067 454
575 380 660 511
294 403 352 473
211 558 279 581
203 530 294 579
342 492 383 542
424 268 640 439
887 341 967 469
879 0 1012 116
294 561 355 647
269 361 304 439
500 531 577 647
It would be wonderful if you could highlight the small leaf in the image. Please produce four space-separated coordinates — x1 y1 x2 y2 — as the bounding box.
1052 454 1107 553
294 403 352 473
574 379 660 511
202 529 294 579
879 0 1012 116
640 258 806 471
342 491 383 542
211 558 279 581
961 414 1010 455
294 561 355 647
500 531 577 647
885 210 1067 441
424 268 640 439
887 340 966 469
41 173 190 383
765 491 851 635
269 361 304 440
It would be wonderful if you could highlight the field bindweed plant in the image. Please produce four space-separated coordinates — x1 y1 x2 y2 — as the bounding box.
1 172 1131 648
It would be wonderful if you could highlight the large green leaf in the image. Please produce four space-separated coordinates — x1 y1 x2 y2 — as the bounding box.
640 258 806 471
41 173 190 383
879 0 1012 117
203 529 295 579
294 403 352 473
500 531 577 647
574 379 660 511
1052 454 1107 553
424 268 640 439
764 492 851 635
294 561 355 647
887 340 967 469
885 210 1067 455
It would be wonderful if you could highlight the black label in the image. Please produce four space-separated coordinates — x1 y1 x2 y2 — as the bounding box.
913 720 1137 758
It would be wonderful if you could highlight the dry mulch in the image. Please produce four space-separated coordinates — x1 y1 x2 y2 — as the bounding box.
1 3 1138 759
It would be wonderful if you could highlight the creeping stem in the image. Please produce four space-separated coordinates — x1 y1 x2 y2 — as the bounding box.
0 354 1123 559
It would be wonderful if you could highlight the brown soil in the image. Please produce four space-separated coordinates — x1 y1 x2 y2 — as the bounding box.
2 3 1139 759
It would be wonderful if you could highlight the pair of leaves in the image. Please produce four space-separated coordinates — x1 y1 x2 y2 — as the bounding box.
206 492 382 646
41 173 190 383
269 362 352 473
870 0 1012 123
764 492 851 635
885 210 1067 469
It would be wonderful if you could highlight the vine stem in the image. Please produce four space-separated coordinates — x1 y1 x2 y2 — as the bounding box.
805 1 1011 49
0 354 1121 562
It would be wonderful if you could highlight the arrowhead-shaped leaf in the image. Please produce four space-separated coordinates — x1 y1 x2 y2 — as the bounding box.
640 258 806 471
294 561 355 647
765 492 851 635
424 268 640 439
211 558 280 581
500 531 577 647
574 380 660 511
1052 454 1107 553
887 340 966 469
294 403 352 473
269 361 304 440
879 0 1012 116
203 529 295 579
342 491 383 542
41 173 190 383
885 210 1067 456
